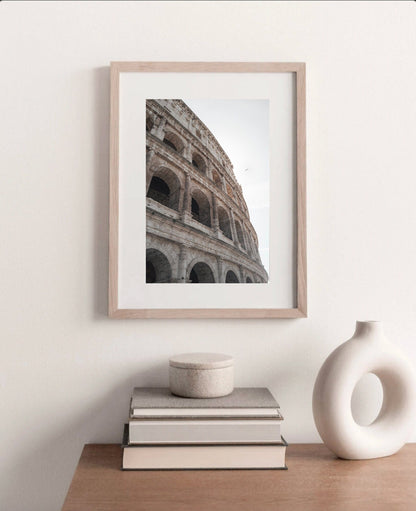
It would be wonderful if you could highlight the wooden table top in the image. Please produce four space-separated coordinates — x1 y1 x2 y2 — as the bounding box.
62 443 416 511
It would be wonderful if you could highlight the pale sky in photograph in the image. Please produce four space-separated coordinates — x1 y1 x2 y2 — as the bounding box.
184 99 270 273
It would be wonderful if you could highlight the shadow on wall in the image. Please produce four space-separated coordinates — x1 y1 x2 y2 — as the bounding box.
1 362 166 511
93 67 110 318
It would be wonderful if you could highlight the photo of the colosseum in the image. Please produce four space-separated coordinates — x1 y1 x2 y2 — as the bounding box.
146 99 269 284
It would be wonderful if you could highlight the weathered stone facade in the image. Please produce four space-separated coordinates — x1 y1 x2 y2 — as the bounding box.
146 99 268 284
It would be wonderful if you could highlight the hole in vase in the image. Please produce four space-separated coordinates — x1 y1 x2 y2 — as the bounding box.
351 373 383 426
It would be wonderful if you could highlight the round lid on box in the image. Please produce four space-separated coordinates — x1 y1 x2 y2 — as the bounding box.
169 353 234 370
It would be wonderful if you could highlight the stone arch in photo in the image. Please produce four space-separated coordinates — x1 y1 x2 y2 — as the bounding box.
147 166 181 211
188 261 215 283
146 248 172 283
225 270 239 283
163 130 184 154
191 188 211 227
217 206 232 239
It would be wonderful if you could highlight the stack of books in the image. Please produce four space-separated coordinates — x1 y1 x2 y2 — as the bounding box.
122 387 287 470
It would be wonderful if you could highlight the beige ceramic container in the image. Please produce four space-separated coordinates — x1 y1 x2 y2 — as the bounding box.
169 353 234 398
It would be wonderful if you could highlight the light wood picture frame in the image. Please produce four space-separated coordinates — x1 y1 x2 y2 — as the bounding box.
109 62 306 319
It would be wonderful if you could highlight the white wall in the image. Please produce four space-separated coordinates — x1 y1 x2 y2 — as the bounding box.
1 2 415 509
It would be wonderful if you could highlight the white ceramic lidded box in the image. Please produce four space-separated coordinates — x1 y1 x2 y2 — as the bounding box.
169 353 234 398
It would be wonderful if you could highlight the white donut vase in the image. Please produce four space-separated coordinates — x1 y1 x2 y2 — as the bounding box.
313 321 416 459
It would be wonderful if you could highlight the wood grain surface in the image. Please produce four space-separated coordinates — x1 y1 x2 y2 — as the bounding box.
62 443 416 511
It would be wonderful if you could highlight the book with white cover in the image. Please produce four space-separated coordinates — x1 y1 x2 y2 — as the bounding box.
128 418 282 444
130 387 280 418
121 425 287 470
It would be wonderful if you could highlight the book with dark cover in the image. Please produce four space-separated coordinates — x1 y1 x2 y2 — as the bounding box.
130 387 280 418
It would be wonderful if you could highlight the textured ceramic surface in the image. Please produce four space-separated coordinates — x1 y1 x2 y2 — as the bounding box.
169 353 234 398
313 321 416 459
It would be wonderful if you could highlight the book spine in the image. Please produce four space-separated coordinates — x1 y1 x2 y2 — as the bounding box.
121 466 288 471
130 415 282 420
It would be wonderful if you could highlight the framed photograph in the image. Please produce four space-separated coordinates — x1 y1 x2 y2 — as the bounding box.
109 62 306 319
